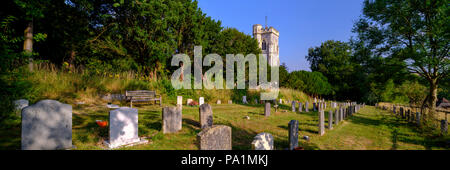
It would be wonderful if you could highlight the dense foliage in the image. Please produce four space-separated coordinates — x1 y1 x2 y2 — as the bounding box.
303 0 449 110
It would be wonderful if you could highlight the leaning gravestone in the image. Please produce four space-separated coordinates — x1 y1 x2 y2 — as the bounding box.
288 120 299 150
318 110 325 136
162 107 182 134
216 100 221 104
22 100 72 150
104 107 147 149
199 104 213 129
251 133 274 150
197 125 232 150
291 101 296 112
199 97 205 106
14 99 29 117
264 101 271 117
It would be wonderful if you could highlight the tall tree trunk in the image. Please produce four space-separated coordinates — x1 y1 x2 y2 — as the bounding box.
23 20 33 71
428 79 438 122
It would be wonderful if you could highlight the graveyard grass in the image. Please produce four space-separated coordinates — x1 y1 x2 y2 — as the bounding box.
2 102 448 150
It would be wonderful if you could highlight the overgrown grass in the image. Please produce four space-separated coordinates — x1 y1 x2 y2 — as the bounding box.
7 67 312 106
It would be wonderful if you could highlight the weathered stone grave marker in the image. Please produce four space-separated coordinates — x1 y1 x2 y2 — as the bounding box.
199 104 213 129
197 125 232 150
335 109 339 125
305 102 309 112
264 101 271 117
162 107 182 134
318 110 325 136
298 102 303 112
22 100 72 150
251 133 274 150
288 120 299 150
328 110 333 130
291 101 296 112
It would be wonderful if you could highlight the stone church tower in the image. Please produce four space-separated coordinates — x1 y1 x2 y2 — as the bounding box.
253 24 279 66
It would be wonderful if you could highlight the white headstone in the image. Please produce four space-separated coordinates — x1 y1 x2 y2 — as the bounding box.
177 96 183 106
199 97 205 106
242 96 248 104
104 107 146 149
216 100 221 104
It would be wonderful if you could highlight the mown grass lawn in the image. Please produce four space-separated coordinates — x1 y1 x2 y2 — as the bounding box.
1 103 448 150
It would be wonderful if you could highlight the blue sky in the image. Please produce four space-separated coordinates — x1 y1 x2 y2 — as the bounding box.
197 0 364 72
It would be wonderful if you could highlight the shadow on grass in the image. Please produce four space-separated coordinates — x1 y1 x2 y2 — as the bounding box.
351 109 449 150
278 124 318 134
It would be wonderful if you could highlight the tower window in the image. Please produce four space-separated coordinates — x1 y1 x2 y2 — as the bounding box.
262 40 267 50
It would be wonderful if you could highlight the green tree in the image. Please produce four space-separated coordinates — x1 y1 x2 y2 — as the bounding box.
287 71 332 97
279 63 289 88
306 40 360 100
356 0 449 118
398 80 427 106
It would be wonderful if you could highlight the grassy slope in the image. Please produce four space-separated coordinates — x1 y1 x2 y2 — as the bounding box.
4 102 447 150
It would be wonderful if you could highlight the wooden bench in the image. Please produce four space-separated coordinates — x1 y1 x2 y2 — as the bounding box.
126 90 162 107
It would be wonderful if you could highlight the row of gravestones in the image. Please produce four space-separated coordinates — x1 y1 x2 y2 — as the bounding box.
390 105 448 135
316 102 365 136
17 98 234 150
182 96 233 106
278 102 365 150
15 97 366 150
